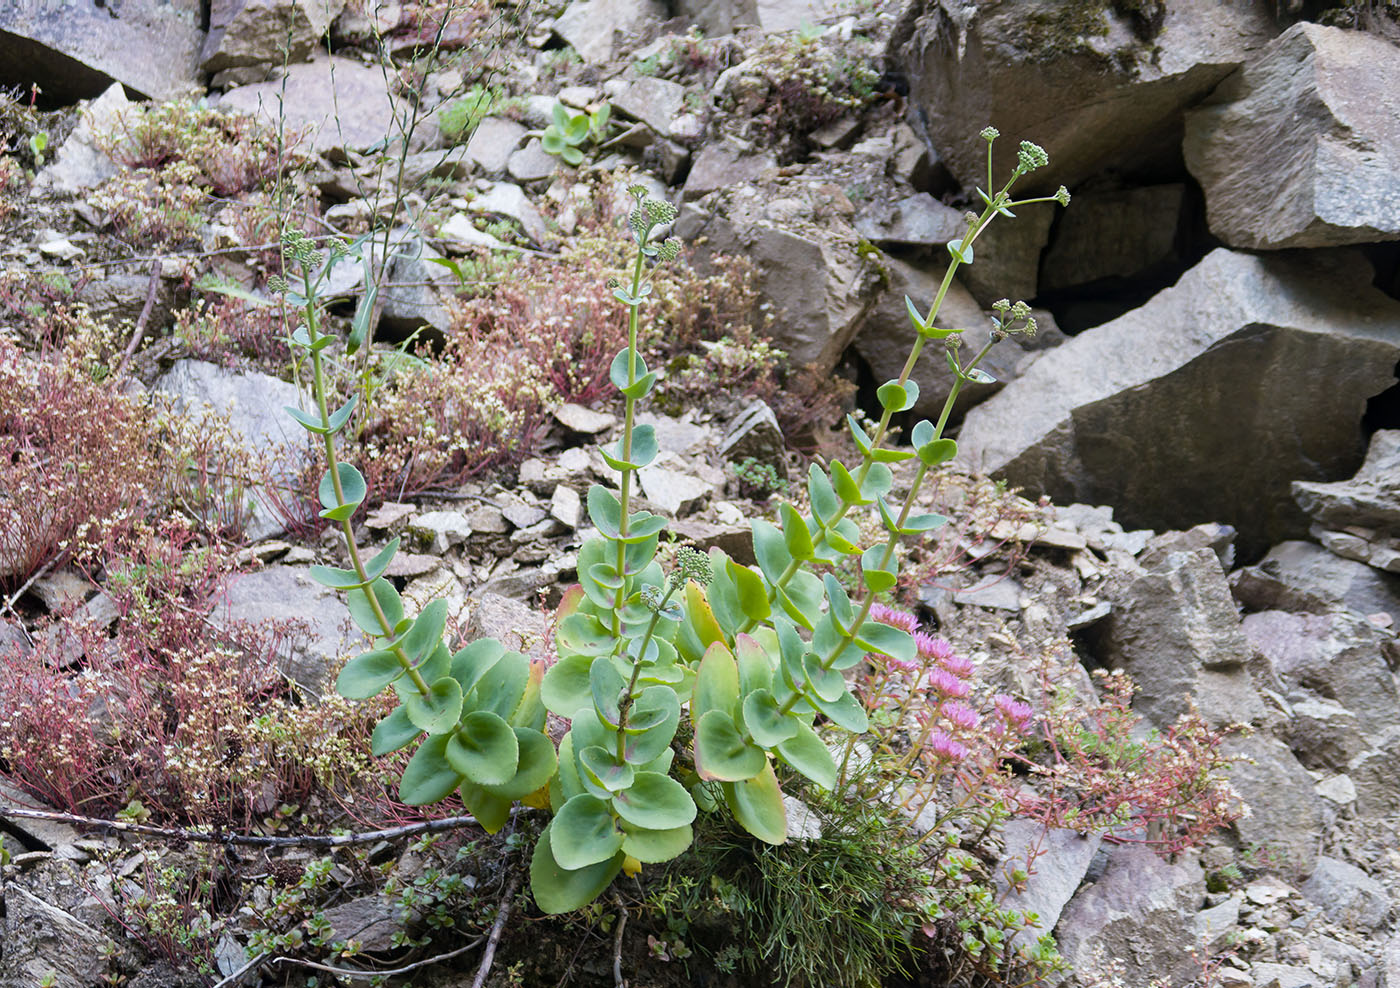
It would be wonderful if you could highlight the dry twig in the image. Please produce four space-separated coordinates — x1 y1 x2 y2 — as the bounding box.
471 874 521 988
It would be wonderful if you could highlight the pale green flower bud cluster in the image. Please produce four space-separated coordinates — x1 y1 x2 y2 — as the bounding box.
991 298 1036 339
281 228 323 269
671 546 712 588
1016 141 1049 174
980 126 1000 142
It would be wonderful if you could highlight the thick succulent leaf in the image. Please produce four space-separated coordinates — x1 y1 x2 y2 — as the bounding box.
551 793 624 870
580 744 634 794
733 634 773 695
742 688 798 748
621 687 680 765
542 652 593 718
346 578 403 637
727 559 770 622
775 720 838 789
449 638 505 694
336 648 404 700
530 822 624 915
472 650 530 721
684 582 726 653
805 686 869 733
551 732 584 807
779 502 814 561
751 519 792 586
853 620 917 665
694 710 766 782
590 656 626 728
370 704 421 756
399 734 465 806
723 762 787 845
611 771 696 831
459 783 513 834
861 545 898 594
318 462 366 516
483 727 557 800
620 821 693 863
405 676 464 735
445 710 519 787
776 570 825 631
693 641 739 720
400 598 449 665
802 653 845 703
807 463 839 523
513 658 547 731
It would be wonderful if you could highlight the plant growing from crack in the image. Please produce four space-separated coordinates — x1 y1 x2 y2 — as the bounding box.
280 128 1068 916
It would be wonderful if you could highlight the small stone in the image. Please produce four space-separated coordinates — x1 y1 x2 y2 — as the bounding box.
1245 878 1296 907
466 504 511 534
38 237 83 260
612 76 686 134
554 403 616 434
507 138 558 183
1300 856 1389 932
1313 774 1356 805
1250 963 1320 988
783 795 822 841
471 182 550 244
464 117 527 175
550 485 582 529
637 464 711 517
808 115 861 149
1034 527 1088 551
438 213 510 252
384 552 442 578
410 510 474 553
501 498 547 529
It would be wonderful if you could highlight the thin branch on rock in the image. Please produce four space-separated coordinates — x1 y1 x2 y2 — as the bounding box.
471 874 521 988
0 804 523 848
275 935 487 980
612 892 629 988
114 256 162 378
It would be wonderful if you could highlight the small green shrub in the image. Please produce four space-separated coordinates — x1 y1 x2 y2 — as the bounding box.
540 101 611 166
278 129 1073 925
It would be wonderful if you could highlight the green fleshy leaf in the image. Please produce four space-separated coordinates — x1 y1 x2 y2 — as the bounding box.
947 237 973 264
551 793 624 870
854 620 917 665
587 485 623 538
861 545 897 594
779 503 814 562
693 641 739 720
590 656 626 728
876 379 919 413
556 612 614 657
370 704 421 755
807 463 839 523
965 367 997 385
727 559 770 622
580 744 635 795
336 648 404 699
805 686 868 733
723 762 787 845
742 689 797 748
445 710 519 786
483 727 557 800
542 652 594 718
530 822 623 915
620 821 693 863
346 578 403 637
905 295 926 333
775 569 825 631
694 709 766 782
802 652 846 703
448 638 506 694
918 437 958 466
775 720 838 789
459 783 513 834
551 732 584 807
405 676 464 735
471 650 531 721
621 687 680 765
611 771 696 831
734 633 774 695
400 598 449 665
751 519 792 586
399 734 465 805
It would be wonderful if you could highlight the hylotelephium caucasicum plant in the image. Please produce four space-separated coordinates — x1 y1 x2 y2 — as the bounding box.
277 128 1070 915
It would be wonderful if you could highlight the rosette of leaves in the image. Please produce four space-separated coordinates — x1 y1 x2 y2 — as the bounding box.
277 230 556 828
540 102 610 166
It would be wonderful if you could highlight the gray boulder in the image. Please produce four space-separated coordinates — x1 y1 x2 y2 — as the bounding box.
1098 548 1264 730
1053 844 1205 987
552 0 665 64
1301 856 1389 933
1240 609 1400 740
1231 540 1400 624
613 77 686 135
31 83 128 195
957 248 1400 560
1184 23 1400 250
464 117 528 175
219 565 361 691
682 142 776 202
202 0 347 82
718 401 787 482
994 821 1102 951
380 235 455 338
1223 733 1323 881
0 0 203 102
1293 429 1400 573
675 187 880 374
218 54 410 156
0 885 124 985
897 0 1276 195
155 360 311 542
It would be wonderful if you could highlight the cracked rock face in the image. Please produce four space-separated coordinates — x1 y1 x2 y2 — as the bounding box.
1185 22 1400 250
957 248 1400 560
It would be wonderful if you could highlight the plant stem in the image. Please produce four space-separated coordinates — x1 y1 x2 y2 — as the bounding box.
609 245 649 633
301 266 429 697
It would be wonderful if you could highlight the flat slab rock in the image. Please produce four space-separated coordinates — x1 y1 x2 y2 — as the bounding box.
957 248 1400 559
